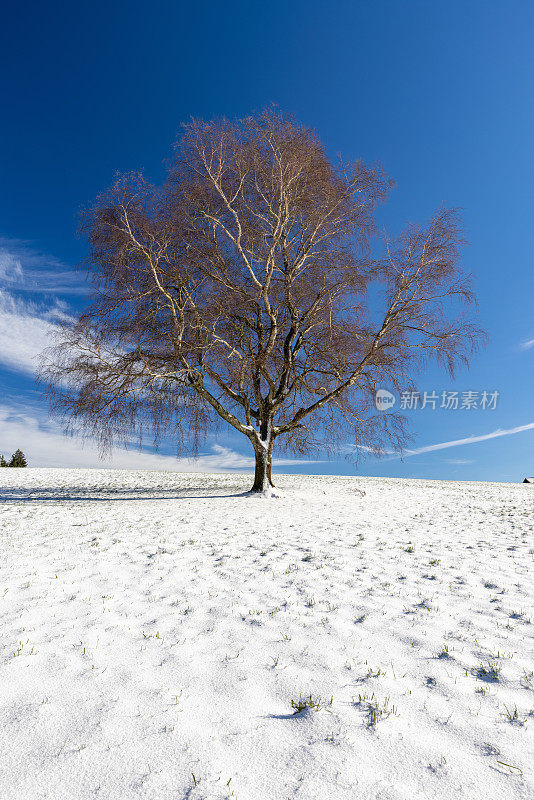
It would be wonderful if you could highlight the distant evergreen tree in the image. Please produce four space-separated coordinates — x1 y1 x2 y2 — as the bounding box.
0 455 7 467
9 449 27 467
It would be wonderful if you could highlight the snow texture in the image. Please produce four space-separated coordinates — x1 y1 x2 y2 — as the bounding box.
0 469 533 799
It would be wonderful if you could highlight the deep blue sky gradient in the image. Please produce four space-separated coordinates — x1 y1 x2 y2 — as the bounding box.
1 0 533 480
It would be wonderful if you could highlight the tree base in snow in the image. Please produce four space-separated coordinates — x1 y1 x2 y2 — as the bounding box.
245 486 284 498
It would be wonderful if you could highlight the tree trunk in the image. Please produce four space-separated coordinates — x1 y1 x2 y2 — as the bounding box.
250 434 275 493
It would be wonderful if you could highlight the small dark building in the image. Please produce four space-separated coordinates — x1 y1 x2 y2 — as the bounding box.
523 477 534 484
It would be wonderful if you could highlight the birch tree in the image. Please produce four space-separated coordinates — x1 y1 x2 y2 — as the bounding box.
42 110 483 492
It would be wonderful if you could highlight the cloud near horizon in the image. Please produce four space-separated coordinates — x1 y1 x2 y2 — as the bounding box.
0 404 315 471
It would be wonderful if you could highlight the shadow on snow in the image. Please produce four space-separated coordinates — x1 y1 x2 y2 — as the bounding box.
0 486 255 503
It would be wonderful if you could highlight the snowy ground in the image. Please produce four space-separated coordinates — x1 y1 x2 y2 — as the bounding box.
0 469 533 800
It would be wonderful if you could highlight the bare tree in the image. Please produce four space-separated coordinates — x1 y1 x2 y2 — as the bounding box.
41 110 484 492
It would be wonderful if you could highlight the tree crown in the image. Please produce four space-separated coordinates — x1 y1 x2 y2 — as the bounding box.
41 110 484 462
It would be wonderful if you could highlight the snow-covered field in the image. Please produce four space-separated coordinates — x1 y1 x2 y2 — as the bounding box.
0 469 533 800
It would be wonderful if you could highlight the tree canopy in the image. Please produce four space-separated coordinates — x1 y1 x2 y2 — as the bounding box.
42 110 484 491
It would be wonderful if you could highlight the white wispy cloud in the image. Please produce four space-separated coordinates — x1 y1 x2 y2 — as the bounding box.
390 422 534 459
0 404 314 471
0 239 86 295
520 337 534 351
0 291 62 375
0 239 81 377
0 250 24 282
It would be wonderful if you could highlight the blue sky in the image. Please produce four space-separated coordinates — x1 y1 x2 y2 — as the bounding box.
1 0 533 481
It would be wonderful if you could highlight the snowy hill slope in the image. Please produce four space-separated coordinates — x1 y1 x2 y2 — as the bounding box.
0 469 533 799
